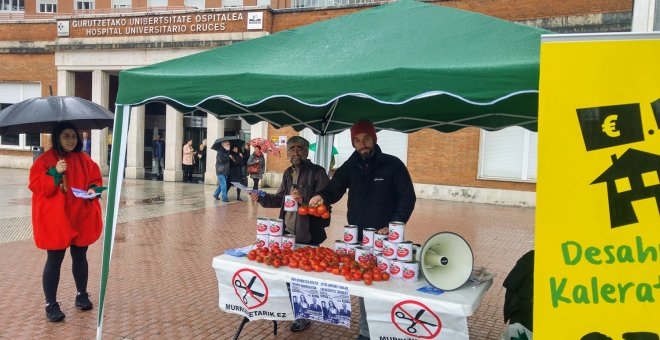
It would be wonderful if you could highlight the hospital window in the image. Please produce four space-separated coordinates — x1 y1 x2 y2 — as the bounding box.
222 0 242 7
0 0 24 11
148 0 167 7
112 0 130 8
478 127 538 182
185 0 204 9
0 83 43 149
37 0 57 12
76 0 94 10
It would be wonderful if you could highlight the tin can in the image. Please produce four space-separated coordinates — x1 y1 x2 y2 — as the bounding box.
255 234 269 249
362 228 376 248
382 240 397 259
377 254 390 273
402 261 419 282
347 243 359 258
283 195 298 212
282 234 295 250
389 259 403 279
388 221 405 243
343 225 358 244
355 246 374 264
268 235 282 249
256 217 270 235
373 233 387 252
269 218 284 236
335 240 348 255
396 241 413 261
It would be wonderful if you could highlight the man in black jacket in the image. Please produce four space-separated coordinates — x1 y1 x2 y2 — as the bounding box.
213 140 231 202
310 119 416 340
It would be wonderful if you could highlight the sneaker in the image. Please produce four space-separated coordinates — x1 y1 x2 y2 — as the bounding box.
45 302 65 322
222 198 229 202
75 292 93 311
213 195 220 201
289 318 311 332
237 197 243 201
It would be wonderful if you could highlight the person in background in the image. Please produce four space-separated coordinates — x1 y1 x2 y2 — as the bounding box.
227 145 245 200
29 121 105 322
198 138 207 181
250 136 331 333
309 119 416 340
213 140 231 202
182 139 196 183
240 142 251 186
152 135 165 180
81 131 91 155
246 145 265 190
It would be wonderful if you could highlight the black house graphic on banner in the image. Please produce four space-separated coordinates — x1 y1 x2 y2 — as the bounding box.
591 148 660 228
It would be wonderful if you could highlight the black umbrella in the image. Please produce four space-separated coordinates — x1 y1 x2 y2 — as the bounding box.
211 136 245 151
0 96 114 135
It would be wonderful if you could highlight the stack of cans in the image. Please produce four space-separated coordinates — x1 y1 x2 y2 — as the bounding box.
255 217 292 250
332 222 419 282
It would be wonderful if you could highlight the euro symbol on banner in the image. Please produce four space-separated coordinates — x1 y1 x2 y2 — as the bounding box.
601 114 620 137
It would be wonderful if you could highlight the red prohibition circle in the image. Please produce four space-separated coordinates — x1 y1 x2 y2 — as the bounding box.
232 268 269 310
390 300 442 339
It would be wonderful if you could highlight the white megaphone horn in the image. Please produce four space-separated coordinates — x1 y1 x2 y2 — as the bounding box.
417 232 474 291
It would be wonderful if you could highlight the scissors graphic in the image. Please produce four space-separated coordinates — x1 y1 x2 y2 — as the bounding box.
234 275 264 304
395 309 437 334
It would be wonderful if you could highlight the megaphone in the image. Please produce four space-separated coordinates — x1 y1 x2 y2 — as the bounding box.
418 232 473 291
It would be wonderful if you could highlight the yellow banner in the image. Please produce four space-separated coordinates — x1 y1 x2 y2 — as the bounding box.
535 36 660 339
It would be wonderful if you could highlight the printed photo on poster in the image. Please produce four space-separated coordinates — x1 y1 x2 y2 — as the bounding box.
278 135 287 147
247 12 263 30
290 277 350 328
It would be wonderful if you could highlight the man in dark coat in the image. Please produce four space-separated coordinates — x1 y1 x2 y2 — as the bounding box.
309 119 416 340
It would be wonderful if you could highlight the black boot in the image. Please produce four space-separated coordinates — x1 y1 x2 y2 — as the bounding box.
75 292 93 311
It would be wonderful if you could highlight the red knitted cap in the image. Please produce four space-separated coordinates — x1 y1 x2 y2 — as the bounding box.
350 120 377 146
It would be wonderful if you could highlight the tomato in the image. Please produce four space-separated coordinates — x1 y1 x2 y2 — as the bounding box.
331 267 340 275
303 264 313 272
247 253 256 261
372 272 382 282
307 206 318 215
321 211 330 219
362 272 372 281
344 273 353 281
364 277 373 285
289 260 299 268
256 256 264 263
314 265 324 272
316 204 327 214
352 271 363 281
382 272 390 281
298 206 309 215
273 259 281 268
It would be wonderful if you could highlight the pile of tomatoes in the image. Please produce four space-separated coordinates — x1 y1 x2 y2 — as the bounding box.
297 204 330 219
246 246 390 285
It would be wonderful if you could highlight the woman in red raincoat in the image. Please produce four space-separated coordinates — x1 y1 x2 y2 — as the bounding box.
29 122 104 322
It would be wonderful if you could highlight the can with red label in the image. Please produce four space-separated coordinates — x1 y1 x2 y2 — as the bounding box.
335 240 348 255
269 235 282 249
355 246 374 263
396 241 413 261
256 217 270 235
361 228 376 248
347 243 359 258
269 218 284 236
377 254 390 273
283 195 298 212
388 221 405 243
389 259 403 279
373 233 387 252
382 240 397 259
402 261 419 282
343 225 358 244
282 234 295 250
255 234 269 249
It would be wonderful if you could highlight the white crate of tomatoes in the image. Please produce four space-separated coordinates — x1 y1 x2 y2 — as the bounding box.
246 246 391 285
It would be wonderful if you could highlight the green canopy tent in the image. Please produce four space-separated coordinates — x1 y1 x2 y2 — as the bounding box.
96 1 551 337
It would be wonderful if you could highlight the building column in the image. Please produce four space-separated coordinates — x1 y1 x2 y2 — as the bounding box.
56 70 75 96
632 0 658 31
92 69 109 175
164 106 183 182
205 115 225 185
125 105 145 179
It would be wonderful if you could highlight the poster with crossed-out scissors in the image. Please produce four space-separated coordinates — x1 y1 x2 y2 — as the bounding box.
217 264 294 321
365 297 469 340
